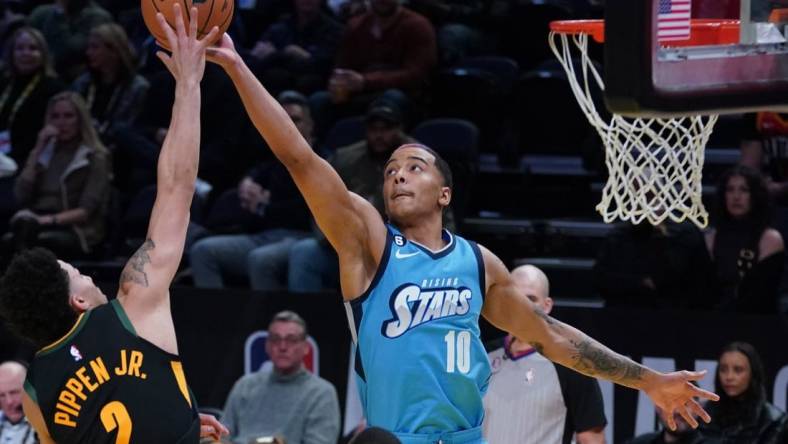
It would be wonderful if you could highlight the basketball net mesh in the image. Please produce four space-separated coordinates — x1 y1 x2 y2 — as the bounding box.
549 31 717 227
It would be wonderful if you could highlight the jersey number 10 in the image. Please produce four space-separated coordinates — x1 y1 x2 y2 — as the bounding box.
444 330 471 374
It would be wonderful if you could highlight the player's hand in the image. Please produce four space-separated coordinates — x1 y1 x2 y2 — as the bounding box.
199 413 229 441
643 370 719 431
206 33 241 71
155 4 219 85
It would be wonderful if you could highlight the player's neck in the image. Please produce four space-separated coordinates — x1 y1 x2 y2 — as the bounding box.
398 217 445 251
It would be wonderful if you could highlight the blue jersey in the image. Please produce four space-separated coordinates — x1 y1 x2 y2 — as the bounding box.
345 225 491 441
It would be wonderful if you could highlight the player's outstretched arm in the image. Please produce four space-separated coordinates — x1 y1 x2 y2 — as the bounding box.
118 8 217 323
207 36 386 295
478 245 719 432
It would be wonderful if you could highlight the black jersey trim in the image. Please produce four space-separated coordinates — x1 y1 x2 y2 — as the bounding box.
23 379 37 404
111 299 137 335
469 241 486 301
349 227 393 306
36 310 92 357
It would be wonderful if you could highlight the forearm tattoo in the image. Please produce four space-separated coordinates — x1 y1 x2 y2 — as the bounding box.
569 338 644 383
530 305 644 383
120 239 155 287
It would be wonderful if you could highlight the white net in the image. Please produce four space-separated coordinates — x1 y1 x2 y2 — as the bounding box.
548 30 718 227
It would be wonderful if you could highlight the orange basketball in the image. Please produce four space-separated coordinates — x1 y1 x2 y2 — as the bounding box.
141 0 233 50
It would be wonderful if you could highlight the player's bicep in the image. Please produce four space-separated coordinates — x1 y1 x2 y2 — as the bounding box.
479 246 554 346
288 154 385 257
22 393 56 444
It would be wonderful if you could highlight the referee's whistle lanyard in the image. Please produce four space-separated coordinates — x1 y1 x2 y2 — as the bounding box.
86 80 123 135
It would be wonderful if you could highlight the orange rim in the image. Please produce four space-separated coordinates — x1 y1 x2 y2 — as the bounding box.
550 19 605 43
550 19 741 46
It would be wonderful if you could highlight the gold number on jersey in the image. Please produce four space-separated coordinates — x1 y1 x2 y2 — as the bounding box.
100 401 132 444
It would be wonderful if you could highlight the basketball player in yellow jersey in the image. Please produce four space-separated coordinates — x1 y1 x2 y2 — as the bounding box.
0 6 228 443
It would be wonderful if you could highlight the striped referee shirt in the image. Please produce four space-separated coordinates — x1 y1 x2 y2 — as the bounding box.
483 339 607 444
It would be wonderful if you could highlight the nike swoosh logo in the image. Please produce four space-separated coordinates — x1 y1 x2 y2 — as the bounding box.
395 249 419 259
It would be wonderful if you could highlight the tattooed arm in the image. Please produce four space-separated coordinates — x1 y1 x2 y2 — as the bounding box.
478 244 718 430
117 6 215 354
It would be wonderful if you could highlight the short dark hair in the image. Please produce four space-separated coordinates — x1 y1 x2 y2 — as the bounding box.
349 427 401 444
409 144 453 189
0 248 76 348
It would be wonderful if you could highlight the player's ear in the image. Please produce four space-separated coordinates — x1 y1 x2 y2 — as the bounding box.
439 186 451 208
68 292 91 313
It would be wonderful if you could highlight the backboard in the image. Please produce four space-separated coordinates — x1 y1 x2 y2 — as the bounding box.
604 0 788 117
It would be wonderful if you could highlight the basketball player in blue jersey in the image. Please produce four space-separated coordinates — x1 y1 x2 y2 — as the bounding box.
0 7 228 443
208 35 720 444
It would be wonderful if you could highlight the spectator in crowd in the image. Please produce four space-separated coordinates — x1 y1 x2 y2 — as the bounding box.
0 27 64 167
0 1 26 51
27 0 112 81
407 0 487 65
331 0 436 101
246 0 343 96
0 26 64 234
627 404 719 444
327 0 367 21
0 361 36 444
189 91 313 290
6 91 110 258
484 265 607 444
287 96 414 292
705 166 784 313
593 221 713 309
311 0 436 134
222 311 340 444
700 342 787 444
71 23 149 141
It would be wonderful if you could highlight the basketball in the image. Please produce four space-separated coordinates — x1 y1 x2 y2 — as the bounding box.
141 0 233 49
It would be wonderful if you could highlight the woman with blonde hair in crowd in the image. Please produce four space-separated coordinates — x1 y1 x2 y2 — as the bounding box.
0 27 65 234
6 91 110 259
0 27 64 167
71 22 149 140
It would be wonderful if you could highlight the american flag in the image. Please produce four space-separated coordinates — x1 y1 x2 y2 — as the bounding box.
657 0 692 41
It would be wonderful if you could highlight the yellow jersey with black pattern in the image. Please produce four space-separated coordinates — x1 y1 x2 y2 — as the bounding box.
24 299 199 444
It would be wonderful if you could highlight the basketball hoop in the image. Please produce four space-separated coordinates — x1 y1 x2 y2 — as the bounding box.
548 19 740 228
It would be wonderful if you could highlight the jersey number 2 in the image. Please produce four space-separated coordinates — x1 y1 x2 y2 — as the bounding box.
444 330 471 374
100 401 132 444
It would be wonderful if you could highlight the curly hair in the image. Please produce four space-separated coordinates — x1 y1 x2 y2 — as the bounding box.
0 248 77 348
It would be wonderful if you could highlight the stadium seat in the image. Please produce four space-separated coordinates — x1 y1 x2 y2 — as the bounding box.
322 115 366 153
